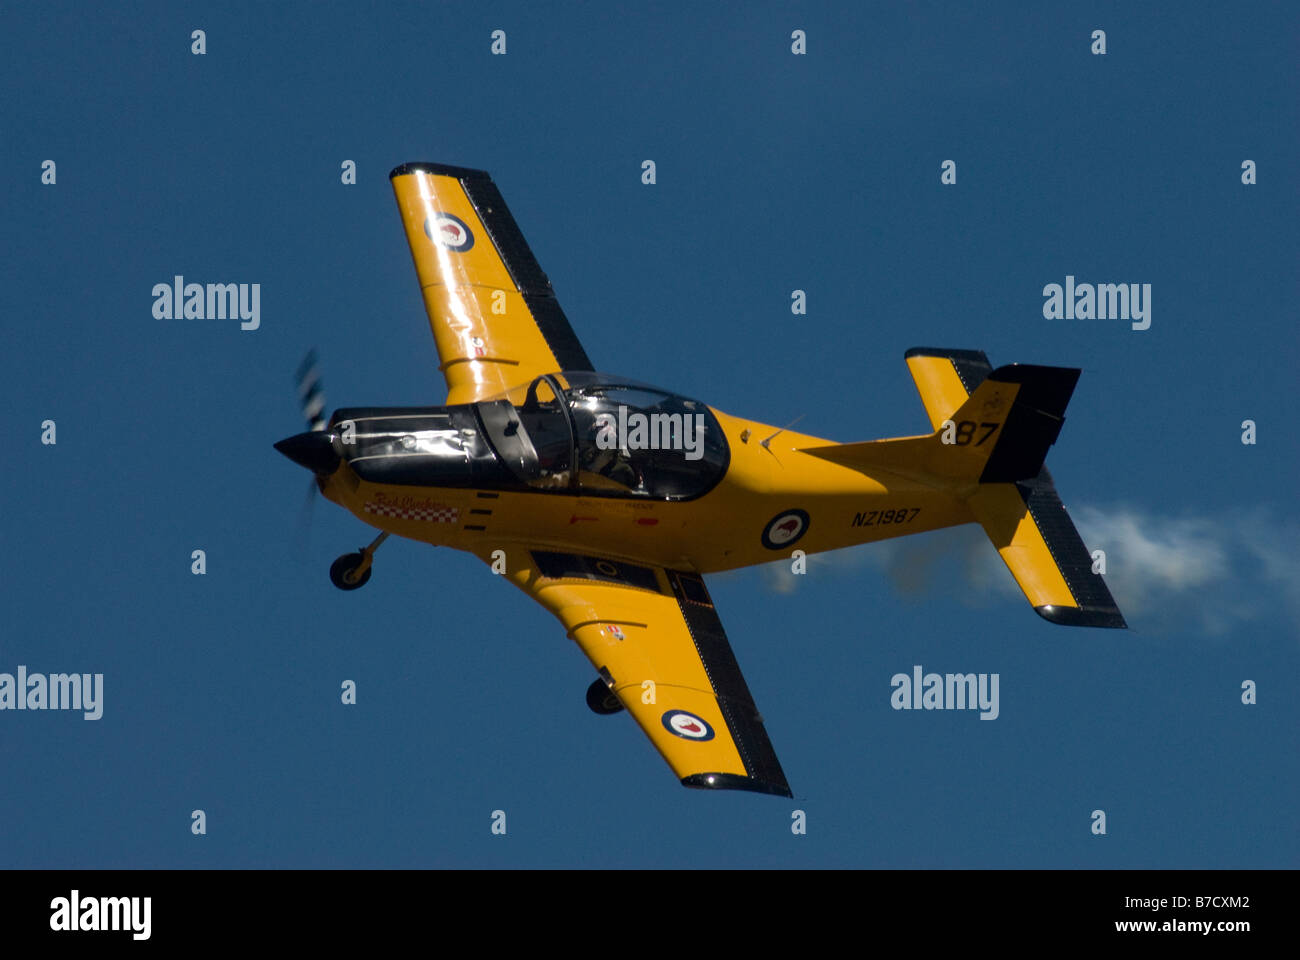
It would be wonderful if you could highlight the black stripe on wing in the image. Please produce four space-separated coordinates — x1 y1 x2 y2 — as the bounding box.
1020 469 1127 629
667 570 792 798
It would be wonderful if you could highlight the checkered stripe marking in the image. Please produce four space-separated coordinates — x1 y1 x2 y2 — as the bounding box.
363 501 459 523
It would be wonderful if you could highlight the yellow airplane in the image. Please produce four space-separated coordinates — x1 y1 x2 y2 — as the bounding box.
275 162 1125 798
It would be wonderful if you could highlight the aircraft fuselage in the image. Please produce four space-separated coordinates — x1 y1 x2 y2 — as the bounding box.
286 373 975 574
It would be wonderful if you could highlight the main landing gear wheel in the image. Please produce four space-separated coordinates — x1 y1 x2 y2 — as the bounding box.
586 679 624 715
328 530 390 591
330 552 372 590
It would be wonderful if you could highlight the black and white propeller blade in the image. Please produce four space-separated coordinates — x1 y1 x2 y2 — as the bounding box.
296 348 328 432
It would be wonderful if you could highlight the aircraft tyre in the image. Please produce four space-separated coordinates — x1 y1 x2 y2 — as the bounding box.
330 552 372 590
586 679 624 715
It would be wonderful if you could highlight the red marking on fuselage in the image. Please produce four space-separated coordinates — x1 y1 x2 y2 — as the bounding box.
635 517 658 526
776 519 799 534
569 514 599 524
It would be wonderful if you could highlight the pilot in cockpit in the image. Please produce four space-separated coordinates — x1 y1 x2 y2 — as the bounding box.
581 412 642 490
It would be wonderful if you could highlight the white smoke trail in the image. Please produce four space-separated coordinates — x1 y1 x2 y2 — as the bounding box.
757 504 1299 634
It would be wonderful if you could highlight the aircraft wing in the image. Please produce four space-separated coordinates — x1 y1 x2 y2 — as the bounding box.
477 545 792 797
389 163 593 405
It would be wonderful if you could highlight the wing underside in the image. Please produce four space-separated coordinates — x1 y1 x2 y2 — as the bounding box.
477 545 792 797
389 162 592 405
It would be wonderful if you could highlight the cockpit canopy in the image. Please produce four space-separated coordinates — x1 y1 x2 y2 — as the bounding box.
476 372 729 500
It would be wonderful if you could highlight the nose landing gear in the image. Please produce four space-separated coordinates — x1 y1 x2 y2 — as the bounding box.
330 531 390 590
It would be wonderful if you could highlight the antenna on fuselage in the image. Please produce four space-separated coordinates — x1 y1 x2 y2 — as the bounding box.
759 414 805 452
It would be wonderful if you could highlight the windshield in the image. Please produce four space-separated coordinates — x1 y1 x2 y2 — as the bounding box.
474 373 729 500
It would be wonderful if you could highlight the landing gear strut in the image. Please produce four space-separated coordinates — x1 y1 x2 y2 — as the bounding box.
330 531 390 591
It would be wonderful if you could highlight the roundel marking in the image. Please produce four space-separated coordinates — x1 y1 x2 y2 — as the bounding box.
661 710 715 741
761 508 810 550
424 212 475 251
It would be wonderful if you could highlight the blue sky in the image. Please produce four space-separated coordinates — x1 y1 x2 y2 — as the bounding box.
2 1 1296 867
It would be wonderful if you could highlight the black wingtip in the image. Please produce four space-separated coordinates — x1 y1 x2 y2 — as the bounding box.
1035 604 1128 629
904 346 991 364
681 773 793 798
389 162 492 181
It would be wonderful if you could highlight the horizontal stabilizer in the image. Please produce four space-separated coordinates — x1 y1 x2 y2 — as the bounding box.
802 347 1124 627
904 347 994 430
970 470 1126 628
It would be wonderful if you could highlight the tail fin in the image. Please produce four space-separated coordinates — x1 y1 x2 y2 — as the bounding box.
904 347 1080 483
802 347 1126 628
908 348 1124 626
963 363 1079 483
803 355 1079 486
